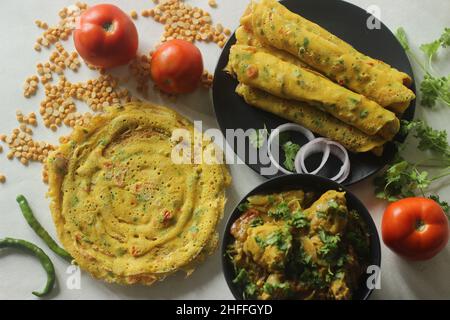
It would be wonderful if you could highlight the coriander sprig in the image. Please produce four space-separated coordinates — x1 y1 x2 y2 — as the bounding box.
396 27 450 108
374 120 450 217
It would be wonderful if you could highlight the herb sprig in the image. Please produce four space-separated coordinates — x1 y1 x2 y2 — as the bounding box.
374 120 450 218
375 28 450 218
282 141 300 171
396 27 450 108
249 125 268 149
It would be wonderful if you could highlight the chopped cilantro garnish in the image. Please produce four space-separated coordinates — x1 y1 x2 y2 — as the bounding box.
289 210 310 229
250 216 264 228
359 110 369 119
318 230 341 260
328 199 339 209
254 230 292 252
238 202 250 212
282 141 301 172
268 202 291 220
263 281 291 296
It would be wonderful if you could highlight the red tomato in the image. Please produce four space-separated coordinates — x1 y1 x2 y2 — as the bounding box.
382 197 449 261
74 4 138 69
151 40 204 94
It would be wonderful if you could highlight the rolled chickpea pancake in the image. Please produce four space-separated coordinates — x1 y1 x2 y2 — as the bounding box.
227 45 400 141
47 103 231 285
246 0 415 114
235 26 309 70
236 84 385 155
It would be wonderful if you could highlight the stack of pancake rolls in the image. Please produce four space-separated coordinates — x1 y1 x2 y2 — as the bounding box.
226 0 415 156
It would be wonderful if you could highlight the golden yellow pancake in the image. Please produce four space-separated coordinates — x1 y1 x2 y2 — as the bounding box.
248 0 415 113
47 102 231 285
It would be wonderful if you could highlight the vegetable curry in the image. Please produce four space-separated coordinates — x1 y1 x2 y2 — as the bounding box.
228 190 370 300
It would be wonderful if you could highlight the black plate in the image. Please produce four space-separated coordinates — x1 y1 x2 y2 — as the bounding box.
212 0 416 186
221 174 382 300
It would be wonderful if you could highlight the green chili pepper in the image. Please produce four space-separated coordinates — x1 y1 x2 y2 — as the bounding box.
0 237 55 297
16 195 73 262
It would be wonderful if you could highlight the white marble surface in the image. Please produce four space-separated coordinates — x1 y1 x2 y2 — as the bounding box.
0 0 448 300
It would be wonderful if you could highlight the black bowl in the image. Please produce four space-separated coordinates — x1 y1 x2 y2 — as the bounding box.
221 174 381 300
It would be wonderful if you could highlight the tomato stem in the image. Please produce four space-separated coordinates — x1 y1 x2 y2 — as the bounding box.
103 21 114 33
415 219 426 232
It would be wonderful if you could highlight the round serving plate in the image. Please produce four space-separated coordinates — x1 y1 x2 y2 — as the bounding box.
212 0 416 186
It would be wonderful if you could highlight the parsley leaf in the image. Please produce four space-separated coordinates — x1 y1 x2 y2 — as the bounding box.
232 268 258 299
232 268 248 285
401 120 450 157
420 40 441 64
374 157 430 201
282 141 301 171
299 268 327 288
328 199 339 209
237 202 250 212
420 28 450 62
266 230 292 252
396 27 450 108
374 120 450 219
244 283 257 298
395 27 410 51
439 28 450 47
268 202 291 220
359 110 369 119
318 230 341 260
263 281 291 296
249 125 268 149
254 236 266 248
429 195 450 218
250 216 264 228
289 210 310 229
420 75 450 108
255 230 292 252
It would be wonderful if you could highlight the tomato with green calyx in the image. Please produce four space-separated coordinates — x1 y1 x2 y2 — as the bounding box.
382 197 449 261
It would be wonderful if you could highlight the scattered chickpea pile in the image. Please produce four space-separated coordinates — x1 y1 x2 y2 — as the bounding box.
201 70 214 88
2 1 130 183
23 76 39 98
129 53 153 96
71 75 132 112
141 0 231 48
39 74 131 132
34 2 88 52
50 43 82 72
0 125 55 183
1 0 227 183
16 111 38 127
1 2 90 183
35 49 80 85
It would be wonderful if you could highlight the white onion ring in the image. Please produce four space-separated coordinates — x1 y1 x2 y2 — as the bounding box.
294 138 331 175
327 141 350 183
267 123 315 174
294 138 350 183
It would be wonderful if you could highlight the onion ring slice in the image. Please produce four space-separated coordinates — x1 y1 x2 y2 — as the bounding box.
294 138 351 183
267 123 315 174
294 138 331 175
